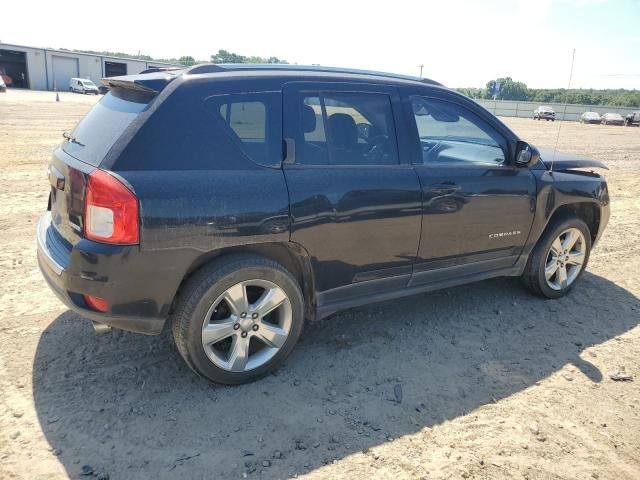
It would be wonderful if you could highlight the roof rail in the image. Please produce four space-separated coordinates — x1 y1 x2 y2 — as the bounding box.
186 63 442 86
139 66 183 75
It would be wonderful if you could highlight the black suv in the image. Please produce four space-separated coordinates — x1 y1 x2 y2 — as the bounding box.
37 65 610 384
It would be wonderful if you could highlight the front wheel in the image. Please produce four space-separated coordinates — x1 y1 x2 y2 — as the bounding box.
172 254 304 384
522 217 591 299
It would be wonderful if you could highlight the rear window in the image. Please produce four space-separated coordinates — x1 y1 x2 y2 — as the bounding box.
62 89 151 166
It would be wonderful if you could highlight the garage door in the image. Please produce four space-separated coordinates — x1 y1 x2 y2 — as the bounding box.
52 56 79 91
0 49 29 88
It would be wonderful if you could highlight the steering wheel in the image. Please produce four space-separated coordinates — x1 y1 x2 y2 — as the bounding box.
364 134 391 163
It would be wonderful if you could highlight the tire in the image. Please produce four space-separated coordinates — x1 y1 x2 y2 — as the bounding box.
171 254 304 385
522 217 591 299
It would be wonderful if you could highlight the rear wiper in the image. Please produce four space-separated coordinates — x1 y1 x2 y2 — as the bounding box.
62 131 85 146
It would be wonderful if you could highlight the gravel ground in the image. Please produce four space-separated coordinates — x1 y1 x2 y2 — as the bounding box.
0 89 638 480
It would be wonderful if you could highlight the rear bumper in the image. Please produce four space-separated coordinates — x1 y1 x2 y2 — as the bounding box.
37 212 168 335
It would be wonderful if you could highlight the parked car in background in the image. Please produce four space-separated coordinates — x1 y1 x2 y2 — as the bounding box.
580 112 601 124
69 78 99 95
97 84 110 95
37 64 610 384
624 111 640 127
533 106 555 121
601 113 625 126
0 77 6 93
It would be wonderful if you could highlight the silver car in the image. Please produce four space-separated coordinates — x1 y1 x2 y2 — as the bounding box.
601 113 624 126
625 111 640 126
534 106 555 121
580 112 601 124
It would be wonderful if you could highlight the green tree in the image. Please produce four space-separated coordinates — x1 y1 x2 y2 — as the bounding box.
210 49 287 64
485 77 529 101
179 56 196 66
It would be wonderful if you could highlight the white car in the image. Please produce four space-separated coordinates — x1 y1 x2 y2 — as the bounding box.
0 77 6 93
533 106 555 121
69 78 99 95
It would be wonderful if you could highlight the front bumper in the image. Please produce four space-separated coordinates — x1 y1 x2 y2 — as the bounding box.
37 212 168 335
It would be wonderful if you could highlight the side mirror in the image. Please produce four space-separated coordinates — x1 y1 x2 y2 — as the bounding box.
515 142 539 167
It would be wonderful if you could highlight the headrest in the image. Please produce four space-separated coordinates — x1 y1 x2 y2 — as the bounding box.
302 105 316 133
328 113 357 148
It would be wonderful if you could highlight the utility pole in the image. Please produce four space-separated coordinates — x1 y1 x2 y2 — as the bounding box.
418 64 424 78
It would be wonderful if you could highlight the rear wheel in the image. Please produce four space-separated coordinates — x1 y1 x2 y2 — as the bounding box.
522 217 591 298
172 254 304 384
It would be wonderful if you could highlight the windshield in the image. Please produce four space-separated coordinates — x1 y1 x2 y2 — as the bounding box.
584 112 599 117
540 106 553 111
82 80 96 87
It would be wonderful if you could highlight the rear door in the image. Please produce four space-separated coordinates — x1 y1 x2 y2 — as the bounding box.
403 91 536 284
282 82 422 301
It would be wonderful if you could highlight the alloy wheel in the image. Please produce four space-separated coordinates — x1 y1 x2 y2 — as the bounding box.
201 279 292 372
544 228 587 290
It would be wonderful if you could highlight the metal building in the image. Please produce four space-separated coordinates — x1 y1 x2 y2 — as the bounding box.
0 42 181 91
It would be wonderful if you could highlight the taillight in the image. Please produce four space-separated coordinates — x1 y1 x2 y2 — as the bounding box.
84 170 139 244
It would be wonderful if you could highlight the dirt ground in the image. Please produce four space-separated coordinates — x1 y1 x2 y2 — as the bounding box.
0 89 638 480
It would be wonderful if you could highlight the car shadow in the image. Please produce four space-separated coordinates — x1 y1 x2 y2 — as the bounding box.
33 272 639 479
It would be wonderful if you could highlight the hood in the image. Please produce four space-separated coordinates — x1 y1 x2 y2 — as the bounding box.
537 148 608 171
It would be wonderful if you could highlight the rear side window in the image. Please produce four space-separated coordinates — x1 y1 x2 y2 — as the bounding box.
62 89 151 166
207 93 281 167
296 92 399 166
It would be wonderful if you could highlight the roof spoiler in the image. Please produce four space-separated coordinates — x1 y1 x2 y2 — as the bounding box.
101 71 179 93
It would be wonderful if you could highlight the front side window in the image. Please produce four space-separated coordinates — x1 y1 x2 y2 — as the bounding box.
298 92 399 166
410 96 506 166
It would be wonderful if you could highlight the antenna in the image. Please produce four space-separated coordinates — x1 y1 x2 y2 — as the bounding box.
550 48 576 174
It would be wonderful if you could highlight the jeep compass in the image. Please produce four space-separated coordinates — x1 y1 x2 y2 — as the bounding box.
37 64 610 384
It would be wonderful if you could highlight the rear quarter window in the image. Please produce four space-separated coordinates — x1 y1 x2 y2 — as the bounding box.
207 93 282 168
62 89 151 166
114 88 282 171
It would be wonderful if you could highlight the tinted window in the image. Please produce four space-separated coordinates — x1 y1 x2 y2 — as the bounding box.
410 97 506 166
220 101 266 140
62 89 151 166
209 94 280 167
114 89 282 171
298 92 398 166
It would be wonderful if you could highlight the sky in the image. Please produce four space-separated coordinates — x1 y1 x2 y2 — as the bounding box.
2 0 639 89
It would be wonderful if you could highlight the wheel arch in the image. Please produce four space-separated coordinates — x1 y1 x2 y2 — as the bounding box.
173 242 317 321
546 202 601 244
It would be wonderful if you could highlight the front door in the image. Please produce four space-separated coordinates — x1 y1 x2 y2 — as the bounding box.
405 94 537 283
282 82 422 301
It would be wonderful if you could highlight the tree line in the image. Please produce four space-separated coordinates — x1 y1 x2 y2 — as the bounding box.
64 51 640 107
456 77 640 108
67 48 287 68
